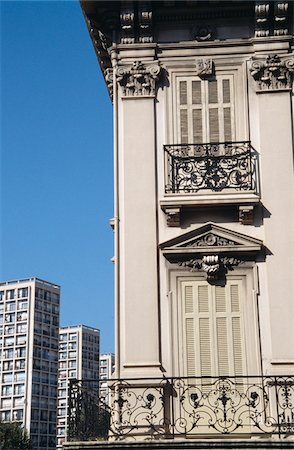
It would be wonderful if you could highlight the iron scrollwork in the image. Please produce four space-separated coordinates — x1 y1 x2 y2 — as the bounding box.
68 375 294 441
164 141 257 194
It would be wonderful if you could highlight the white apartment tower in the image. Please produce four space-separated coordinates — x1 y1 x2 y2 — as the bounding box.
57 325 100 448
0 277 60 450
99 353 114 402
66 1 294 448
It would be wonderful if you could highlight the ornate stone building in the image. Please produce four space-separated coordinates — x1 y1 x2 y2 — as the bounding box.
65 2 294 449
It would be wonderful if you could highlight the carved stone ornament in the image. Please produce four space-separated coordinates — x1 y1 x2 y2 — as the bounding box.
193 25 214 41
166 208 180 227
105 68 113 98
250 54 294 92
117 61 161 98
255 1 270 38
195 58 213 77
120 7 135 44
179 255 242 283
274 2 289 36
183 232 237 248
138 3 153 43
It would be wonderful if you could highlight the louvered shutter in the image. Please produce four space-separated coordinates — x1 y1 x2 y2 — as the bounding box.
182 279 246 378
176 76 234 144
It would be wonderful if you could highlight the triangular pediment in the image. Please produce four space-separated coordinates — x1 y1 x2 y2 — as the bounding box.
160 223 262 260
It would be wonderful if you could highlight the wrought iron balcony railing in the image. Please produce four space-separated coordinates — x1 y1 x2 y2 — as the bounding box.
164 141 258 194
68 375 294 442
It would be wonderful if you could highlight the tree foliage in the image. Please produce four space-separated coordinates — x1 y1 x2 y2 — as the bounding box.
0 422 32 450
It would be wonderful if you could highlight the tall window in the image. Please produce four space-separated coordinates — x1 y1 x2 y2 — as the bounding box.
177 76 235 144
181 279 246 377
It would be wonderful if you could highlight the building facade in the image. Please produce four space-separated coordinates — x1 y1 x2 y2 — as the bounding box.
99 353 114 403
57 325 100 448
0 277 60 450
66 1 294 448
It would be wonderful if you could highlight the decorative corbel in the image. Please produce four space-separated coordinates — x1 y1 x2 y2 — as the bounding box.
120 6 135 44
250 54 294 92
255 1 270 38
138 2 153 43
105 68 114 99
166 208 180 227
117 61 161 97
239 206 254 225
274 2 289 36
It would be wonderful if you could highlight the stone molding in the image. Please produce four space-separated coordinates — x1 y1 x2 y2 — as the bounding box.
254 2 290 38
274 2 289 36
117 61 161 98
255 2 270 38
250 54 294 92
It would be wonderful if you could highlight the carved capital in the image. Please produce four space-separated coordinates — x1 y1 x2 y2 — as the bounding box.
195 58 214 77
105 68 114 99
179 255 242 283
117 61 161 98
250 54 294 92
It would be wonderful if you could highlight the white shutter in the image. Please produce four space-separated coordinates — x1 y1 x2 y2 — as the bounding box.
181 279 246 378
176 75 235 144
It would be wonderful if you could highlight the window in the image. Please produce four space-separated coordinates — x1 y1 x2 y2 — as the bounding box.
14 384 25 395
1 410 11 421
6 302 16 311
2 385 13 396
18 287 28 298
13 410 23 421
176 76 235 144
0 291 4 300
6 290 15 300
181 279 246 377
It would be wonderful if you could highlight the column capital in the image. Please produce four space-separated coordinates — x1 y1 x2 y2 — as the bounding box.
250 54 294 92
117 61 161 98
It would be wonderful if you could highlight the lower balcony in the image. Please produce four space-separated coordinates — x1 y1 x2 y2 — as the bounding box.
65 375 294 447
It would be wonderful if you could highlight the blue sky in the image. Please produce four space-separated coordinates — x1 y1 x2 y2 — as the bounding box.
1 1 114 352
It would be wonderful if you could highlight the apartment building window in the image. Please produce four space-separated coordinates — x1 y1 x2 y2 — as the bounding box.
18 300 28 310
18 288 28 298
6 290 15 300
5 313 15 323
13 410 23 421
2 385 12 396
176 76 235 144
6 302 16 311
1 411 11 421
14 384 25 395
3 361 13 371
0 291 4 300
5 325 15 334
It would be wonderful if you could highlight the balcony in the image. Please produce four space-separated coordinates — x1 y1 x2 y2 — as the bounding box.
67 375 294 443
161 141 260 226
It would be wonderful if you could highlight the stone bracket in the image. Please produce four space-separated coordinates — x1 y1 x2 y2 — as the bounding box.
239 206 254 225
166 208 180 227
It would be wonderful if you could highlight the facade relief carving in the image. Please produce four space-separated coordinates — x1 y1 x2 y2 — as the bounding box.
120 7 135 44
117 61 161 97
184 233 237 248
255 2 270 37
195 58 214 77
250 54 294 92
274 2 289 36
179 255 242 283
138 4 153 43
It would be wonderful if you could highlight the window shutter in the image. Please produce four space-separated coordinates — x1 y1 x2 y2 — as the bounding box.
177 75 235 144
182 280 246 379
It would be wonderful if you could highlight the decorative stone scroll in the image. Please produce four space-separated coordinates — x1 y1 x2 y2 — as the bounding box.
179 255 242 283
117 61 161 97
195 58 213 77
250 54 294 92
105 68 113 98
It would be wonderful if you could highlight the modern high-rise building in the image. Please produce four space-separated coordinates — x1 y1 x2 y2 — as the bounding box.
57 325 100 449
99 353 114 403
0 277 60 450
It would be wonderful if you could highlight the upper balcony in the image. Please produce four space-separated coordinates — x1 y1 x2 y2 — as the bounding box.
160 141 260 226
